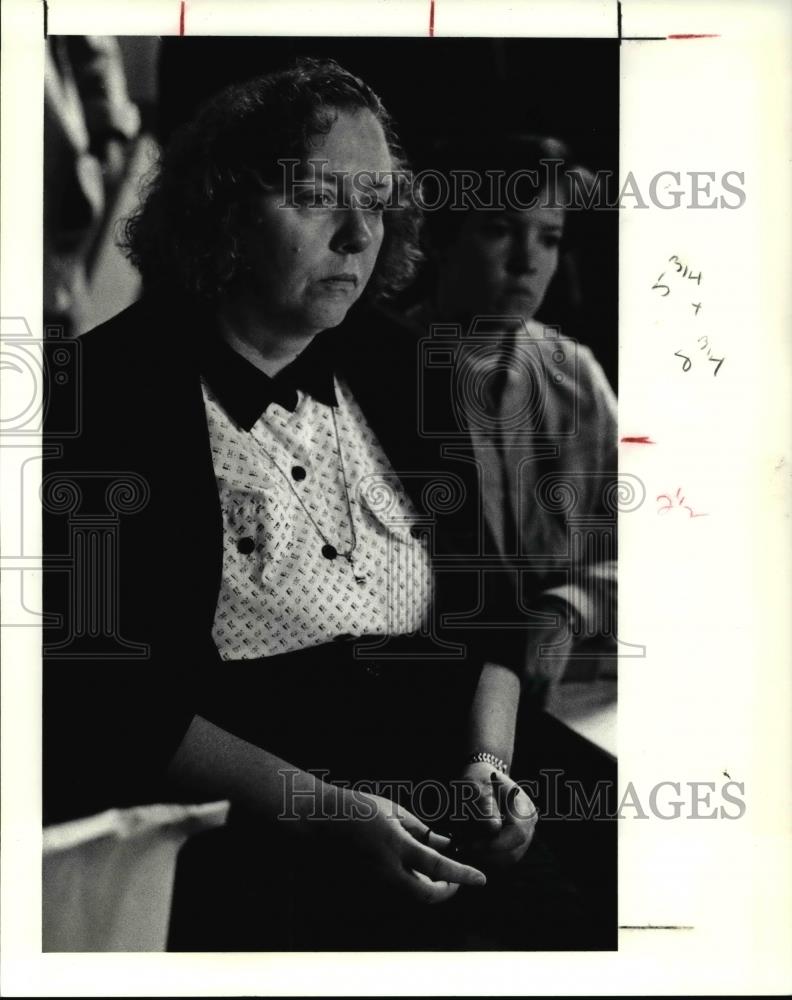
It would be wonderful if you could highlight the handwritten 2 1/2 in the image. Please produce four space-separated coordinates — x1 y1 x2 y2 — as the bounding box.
656 487 708 518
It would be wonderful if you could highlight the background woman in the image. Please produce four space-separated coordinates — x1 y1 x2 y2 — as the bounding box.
408 133 619 706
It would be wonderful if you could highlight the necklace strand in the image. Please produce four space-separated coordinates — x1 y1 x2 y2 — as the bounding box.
256 402 364 580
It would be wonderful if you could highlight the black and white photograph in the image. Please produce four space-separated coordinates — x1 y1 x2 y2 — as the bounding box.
1 0 790 995
40 33 619 954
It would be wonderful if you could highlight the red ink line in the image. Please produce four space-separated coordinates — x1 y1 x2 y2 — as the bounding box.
179 0 185 36
429 0 435 37
621 436 655 444
667 34 719 39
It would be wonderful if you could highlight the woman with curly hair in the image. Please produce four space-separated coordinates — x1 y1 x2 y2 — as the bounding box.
44 59 591 951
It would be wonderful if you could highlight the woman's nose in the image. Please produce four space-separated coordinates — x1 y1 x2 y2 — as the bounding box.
331 208 374 254
507 234 538 275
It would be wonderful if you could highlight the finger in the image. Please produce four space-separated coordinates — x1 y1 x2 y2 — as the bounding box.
426 830 452 852
481 822 530 854
500 784 539 826
416 825 453 853
380 862 457 904
502 784 520 822
405 869 461 905
398 808 445 840
462 797 537 853
403 840 487 888
460 823 526 856
467 777 502 835
400 814 453 853
489 770 512 816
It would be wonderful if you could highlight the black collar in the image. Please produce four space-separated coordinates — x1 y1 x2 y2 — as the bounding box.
198 324 339 431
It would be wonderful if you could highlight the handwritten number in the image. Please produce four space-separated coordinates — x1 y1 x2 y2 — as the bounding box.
674 350 692 372
653 273 670 296
657 487 708 518
668 256 702 284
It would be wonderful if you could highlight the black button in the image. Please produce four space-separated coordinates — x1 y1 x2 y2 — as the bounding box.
321 544 338 560
409 525 422 540
237 537 255 555
291 465 306 481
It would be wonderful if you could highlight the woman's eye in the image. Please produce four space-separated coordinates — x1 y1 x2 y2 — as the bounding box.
295 191 335 208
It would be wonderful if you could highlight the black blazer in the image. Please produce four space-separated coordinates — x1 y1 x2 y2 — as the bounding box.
42 295 528 823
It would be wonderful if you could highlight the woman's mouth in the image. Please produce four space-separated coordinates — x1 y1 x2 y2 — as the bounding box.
503 285 536 301
320 274 359 289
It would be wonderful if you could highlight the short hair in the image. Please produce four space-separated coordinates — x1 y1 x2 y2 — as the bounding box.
419 133 593 251
121 57 423 303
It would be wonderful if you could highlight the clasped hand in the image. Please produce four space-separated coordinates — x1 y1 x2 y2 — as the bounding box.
449 762 538 869
307 767 536 906
313 787 488 904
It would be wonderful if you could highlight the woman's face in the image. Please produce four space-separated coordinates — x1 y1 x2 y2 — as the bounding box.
436 195 564 324
237 108 393 337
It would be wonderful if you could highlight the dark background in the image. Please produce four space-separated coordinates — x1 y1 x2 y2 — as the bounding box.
153 37 619 388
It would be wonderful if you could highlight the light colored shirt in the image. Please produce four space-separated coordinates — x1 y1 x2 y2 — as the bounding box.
203 376 432 660
404 306 618 644
463 318 618 638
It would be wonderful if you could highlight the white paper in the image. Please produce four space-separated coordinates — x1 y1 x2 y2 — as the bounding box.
1 0 790 994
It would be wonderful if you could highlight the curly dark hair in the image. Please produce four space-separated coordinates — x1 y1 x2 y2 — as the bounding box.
120 58 423 302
